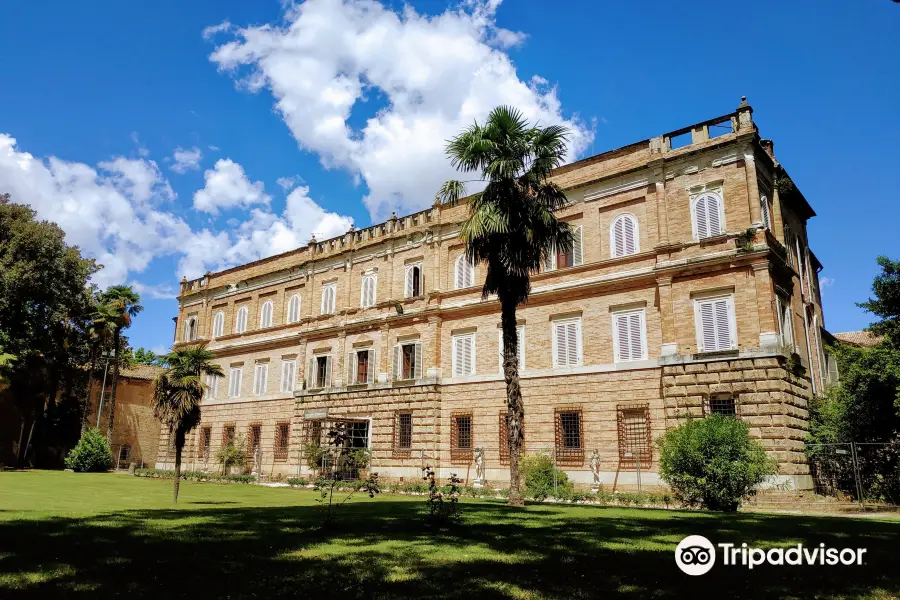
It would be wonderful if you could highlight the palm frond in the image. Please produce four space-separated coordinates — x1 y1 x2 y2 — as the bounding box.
436 180 467 206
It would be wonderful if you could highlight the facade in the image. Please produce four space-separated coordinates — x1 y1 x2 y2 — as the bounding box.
88 364 165 468
162 99 827 490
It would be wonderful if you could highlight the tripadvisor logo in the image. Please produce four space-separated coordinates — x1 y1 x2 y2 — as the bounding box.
675 535 867 576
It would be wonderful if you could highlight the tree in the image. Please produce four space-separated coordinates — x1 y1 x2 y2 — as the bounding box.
858 256 900 349
0 194 97 467
437 106 572 506
151 343 223 503
133 347 161 366
98 285 143 442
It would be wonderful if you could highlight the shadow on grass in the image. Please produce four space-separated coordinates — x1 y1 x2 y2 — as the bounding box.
0 498 898 599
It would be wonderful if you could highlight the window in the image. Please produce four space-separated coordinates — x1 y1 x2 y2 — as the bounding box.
452 333 476 377
498 326 525 373
118 445 131 465
212 311 225 338
223 424 236 446
259 300 274 328
616 404 652 466
611 214 639 257
248 424 261 455
691 192 725 240
454 254 474 289
393 341 422 381
394 412 412 453
451 413 473 463
709 395 736 417
321 283 336 315
286 294 301 323
253 363 268 396
760 195 771 229
404 263 423 298
498 412 523 464
776 294 794 349
360 274 377 308
545 225 583 270
235 306 248 334
825 350 840 385
199 426 211 460
205 374 220 400
228 367 243 398
552 318 582 368
280 359 297 393
555 408 584 465
307 355 333 389
783 225 796 266
346 349 375 385
612 310 647 362
694 296 736 352
183 316 197 342
274 423 290 461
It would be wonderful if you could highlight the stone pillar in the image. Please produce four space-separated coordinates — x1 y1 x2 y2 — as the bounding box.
744 145 763 227
334 331 347 387
654 174 669 246
752 262 779 349
295 337 308 387
426 315 442 380
657 276 676 356
771 186 785 245
378 323 391 383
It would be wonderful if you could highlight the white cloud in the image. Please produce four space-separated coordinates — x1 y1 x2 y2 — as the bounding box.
820 277 835 288
207 0 593 220
208 144 220 152
170 146 203 173
129 281 178 300
193 158 270 214
276 175 304 191
0 135 352 287
202 20 232 40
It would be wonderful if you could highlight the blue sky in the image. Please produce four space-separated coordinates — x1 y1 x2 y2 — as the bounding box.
1 0 897 354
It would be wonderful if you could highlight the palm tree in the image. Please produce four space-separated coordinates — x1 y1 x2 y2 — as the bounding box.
437 106 572 506
152 343 223 503
83 302 118 435
98 285 143 441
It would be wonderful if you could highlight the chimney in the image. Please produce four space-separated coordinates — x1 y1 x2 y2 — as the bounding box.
759 139 776 161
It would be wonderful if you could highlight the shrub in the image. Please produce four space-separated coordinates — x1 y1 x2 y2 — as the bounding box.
520 454 573 500
658 414 777 511
64 428 112 473
287 477 310 487
216 434 248 474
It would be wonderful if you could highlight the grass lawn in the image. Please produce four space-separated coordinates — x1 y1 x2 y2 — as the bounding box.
1 472 899 599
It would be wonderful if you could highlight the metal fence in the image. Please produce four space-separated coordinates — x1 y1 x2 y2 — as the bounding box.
806 442 900 509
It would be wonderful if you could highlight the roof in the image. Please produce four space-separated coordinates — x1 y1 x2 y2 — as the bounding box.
832 331 882 348
119 364 167 381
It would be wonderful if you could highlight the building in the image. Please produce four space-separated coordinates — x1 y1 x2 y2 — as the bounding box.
163 99 827 490
88 364 165 468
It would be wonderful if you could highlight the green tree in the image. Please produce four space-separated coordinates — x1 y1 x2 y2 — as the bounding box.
437 106 572 506
858 256 900 348
0 194 97 467
98 285 143 442
133 347 161 366
152 343 223 503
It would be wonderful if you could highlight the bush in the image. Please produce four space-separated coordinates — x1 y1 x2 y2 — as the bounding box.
64 428 112 472
287 477 310 487
658 415 777 511
216 434 248 474
520 454 573 500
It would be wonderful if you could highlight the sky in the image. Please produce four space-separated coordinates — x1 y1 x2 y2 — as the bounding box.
1 0 898 354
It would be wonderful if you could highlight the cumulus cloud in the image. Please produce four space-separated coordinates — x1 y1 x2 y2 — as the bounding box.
820 277 835 288
170 146 203 173
207 0 593 220
193 158 270 214
0 135 352 287
276 175 304 191
129 281 178 300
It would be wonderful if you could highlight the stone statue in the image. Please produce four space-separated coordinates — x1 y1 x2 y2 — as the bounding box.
589 449 601 492
473 447 486 488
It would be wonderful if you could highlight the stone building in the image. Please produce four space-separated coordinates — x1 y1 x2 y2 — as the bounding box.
162 99 827 490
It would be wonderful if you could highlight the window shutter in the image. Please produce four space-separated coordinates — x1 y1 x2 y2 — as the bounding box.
613 217 625 257
346 352 355 385
418 267 424 296
699 302 716 352
414 342 423 379
554 323 566 366
714 299 731 350
707 196 722 236
573 226 583 266
695 196 709 239
623 216 636 255
616 314 630 361
307 358 316 388
288 295 300 322
463 335 473 375
405 266 413 297
324 356 332 388
465 257 473 287
497 331 504 373
566 321 579 366
545 249 555 272
628 313 643 360
367 349 375 383
760 196 770 229
453 337 463 376
393 345 401 380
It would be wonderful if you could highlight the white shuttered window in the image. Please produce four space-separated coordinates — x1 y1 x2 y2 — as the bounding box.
611 214 639 258
760 195 771 229
346 349 376 385
321 283 336 315
286 294 301 323
235 306 248 334
454 255 474 289
212 312 224 338
206 374 220 400
280 360 296 393
694 296 737 352
498 326 525 373
404 264 423 298
452 334 476 377
259 301 273 328
360 274 377 308
253 363 268 396
393 342 423 380
692 193 725 240
228 367 242 398
612 310 647 362
544 226 583 270
552 318 582 368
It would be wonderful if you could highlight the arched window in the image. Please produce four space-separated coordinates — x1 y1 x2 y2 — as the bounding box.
286 294 301 323
454 254 474 289
212 311 224 338
360 274 377 308
405 263 423 298
259 300 273 328
691 193 724 240
321 283 336 315
610 214 639 258
783 225 795 266
760 195 771 229
234 306 248 334
183 316 197 342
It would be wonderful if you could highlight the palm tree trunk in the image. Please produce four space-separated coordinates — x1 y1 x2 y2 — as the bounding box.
173 427 185 503
106 332 121 442
501 298 525 507
82 349 98 437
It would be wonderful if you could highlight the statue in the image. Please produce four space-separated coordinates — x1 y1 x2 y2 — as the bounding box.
589 449 601 492
473 447 486 488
